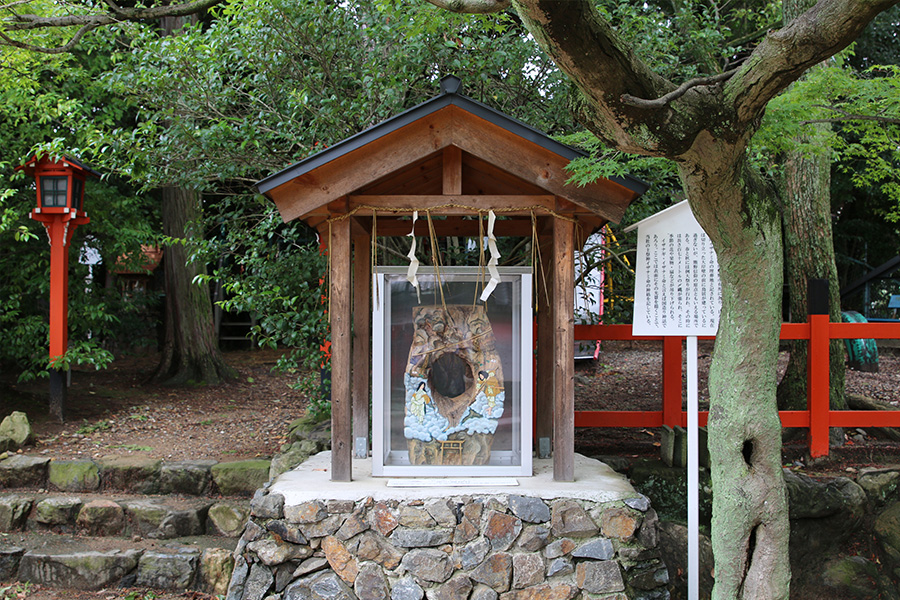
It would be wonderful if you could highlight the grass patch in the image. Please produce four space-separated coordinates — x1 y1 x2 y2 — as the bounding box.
76 419 112 435
113 444 153 452
0 582 33 600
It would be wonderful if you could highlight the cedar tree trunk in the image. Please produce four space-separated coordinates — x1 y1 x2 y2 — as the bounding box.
777 140 847 414
152 186 236 385
151 13 235 385
776 0 846 419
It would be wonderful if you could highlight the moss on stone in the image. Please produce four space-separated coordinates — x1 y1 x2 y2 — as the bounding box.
211 459 271 495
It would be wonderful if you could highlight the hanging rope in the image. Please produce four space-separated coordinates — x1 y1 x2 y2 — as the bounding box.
426 210 451 318
474 210 485 308
321 205 581 311
532 210 551 309
372 209 379 310
322 202 579 225
326 220 332 318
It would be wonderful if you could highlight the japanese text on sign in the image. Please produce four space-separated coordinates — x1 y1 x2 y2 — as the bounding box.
632 202 722 336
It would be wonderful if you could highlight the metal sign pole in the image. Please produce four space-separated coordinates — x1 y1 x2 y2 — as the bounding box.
687 335 699 599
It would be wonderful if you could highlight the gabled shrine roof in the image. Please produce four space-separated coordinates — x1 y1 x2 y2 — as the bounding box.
257 76 648 227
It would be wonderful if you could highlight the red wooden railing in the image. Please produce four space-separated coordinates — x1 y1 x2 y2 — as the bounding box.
571 316 900 457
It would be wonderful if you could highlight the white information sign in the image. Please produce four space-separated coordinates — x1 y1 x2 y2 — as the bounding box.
630 201 722 336
626 200 723 600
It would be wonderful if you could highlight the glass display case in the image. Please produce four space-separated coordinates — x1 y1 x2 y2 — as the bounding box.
372 267 532 476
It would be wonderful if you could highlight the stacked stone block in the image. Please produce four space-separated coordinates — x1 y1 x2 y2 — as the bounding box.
228 491 668 600
0 493 248 540
0 493 245 591
0 453 271 496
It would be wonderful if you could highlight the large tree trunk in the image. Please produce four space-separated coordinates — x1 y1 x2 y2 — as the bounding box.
777 144 847 414
776 0 846 420
151 13 234 386
681 137 791 600
152 186 236 385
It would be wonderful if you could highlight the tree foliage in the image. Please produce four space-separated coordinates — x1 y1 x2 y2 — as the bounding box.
65 0 580 398
0 37 158 380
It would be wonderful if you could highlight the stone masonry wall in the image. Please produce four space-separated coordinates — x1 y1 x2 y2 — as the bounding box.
229 490 669 600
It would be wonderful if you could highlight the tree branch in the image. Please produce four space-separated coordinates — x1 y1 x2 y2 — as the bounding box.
728 0 900 126
512 0 691 155
423 0 510 13
621 68 738 109
801 104 900 125
6 0 221 30
1 0 221 52
0 0 34 11
0 21 101 53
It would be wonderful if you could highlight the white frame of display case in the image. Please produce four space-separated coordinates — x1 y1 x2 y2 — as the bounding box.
372 266 533 477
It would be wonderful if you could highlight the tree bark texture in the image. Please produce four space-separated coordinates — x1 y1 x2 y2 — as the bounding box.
777 141 847 413
504 0 897 597
776 0 847 416
152 186 236 385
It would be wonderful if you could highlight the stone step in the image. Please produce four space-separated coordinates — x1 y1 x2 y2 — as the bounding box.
1 491 250 540
0 530 236 595
0 453 272 497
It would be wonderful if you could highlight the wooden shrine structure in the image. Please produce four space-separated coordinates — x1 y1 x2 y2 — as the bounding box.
257 76 647 481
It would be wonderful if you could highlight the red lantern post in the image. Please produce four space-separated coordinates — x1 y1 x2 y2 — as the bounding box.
17 155 99 421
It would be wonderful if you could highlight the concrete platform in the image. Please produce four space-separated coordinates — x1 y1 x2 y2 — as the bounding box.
270 451 638 505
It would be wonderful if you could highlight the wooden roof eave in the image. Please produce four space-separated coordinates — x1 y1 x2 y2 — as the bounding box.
258 88 647 226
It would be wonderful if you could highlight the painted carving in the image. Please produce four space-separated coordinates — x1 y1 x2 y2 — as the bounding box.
403 304 505 465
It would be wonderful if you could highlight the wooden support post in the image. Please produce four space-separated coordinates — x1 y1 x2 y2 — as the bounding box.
352 220 371 459
330 217 352 480
808 278 831 458
552 216 575 481
535 229 554 458
662 337 683 427
442 146 462 195
48 218 70 422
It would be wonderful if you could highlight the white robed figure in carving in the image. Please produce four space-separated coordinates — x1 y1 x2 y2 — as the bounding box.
409 381 431 424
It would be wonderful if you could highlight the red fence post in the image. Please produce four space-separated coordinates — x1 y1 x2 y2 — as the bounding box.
807 279 831 457
662 336 683 427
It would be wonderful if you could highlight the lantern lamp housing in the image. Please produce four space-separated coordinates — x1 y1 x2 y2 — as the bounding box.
16 155 100 215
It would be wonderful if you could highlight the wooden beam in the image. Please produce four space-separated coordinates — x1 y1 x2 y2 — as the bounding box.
352 222 371 459
449 106 636 223
348 195 557 215
329 217 352 481
535 227 554 458
269 110 453 222
443 146 462 195
552 216 575 482
360 153 442 196
368 218 536 238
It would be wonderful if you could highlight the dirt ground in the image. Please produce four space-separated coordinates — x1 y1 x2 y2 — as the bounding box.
575 340 900 471
1 348 307 463
0 584 218 600
4 340 899 471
